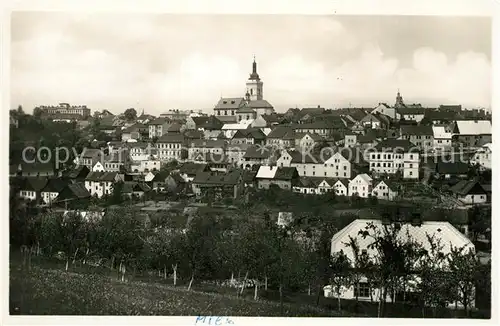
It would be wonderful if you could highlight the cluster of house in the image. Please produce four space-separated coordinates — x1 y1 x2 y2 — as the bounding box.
13 59 491 208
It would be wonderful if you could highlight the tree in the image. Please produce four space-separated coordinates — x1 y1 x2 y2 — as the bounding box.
124 108 137 121
468 206 490 242
328 250 351 311
344 235 373 305
33 107 43 119
447 246 480 317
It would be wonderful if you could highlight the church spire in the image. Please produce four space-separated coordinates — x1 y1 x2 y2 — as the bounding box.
249 55 260 81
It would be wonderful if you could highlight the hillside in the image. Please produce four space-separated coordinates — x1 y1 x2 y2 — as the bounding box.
9 263 344 317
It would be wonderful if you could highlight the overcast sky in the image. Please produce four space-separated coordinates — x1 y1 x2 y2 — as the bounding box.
11 13 491 114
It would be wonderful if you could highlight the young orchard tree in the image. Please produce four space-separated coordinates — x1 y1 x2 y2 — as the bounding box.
447 245 480 317
328 250 352 312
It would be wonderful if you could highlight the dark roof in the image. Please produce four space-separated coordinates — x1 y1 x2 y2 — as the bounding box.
20 162 54 173
242 170 257 183
374 179 399 192
243 145 274 159
347 109 368 121
149 117 170 125
168 172 186 184
192 170 242 185
22 177 49 191
189 139 227 148
179 162 210 176
236 106 256 114
267 126 295 140
450 180 486 196
375 139 417 153
122 182 151 193
299 107 325 117
157 133 185 143
42 178 67 193
397 107 425 115
425 110 461 121
214 97 246 110
191 116 209 127
274 167 299 181
247 100 274 109
167 122 183 133
85 172 119 182
260 114 282 124
183 130 204 140
232 128 266 140
400 125 433 136
66 182 91 199
80 148 103 159
439 105 462 112
436 161 470 175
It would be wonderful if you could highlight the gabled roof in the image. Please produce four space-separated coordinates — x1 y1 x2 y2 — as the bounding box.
149 117 171 125
232 128 266 140
21 177 49 191
85 171 119 182
350 173 372 184
122 182 151 193
192 170 242 185
400 125 433 136
236 106 256 114
450 180 486 196
256 166 297 180
425 110 461 121
330 219 474 258
157 133 185 143
247 100 274 109
191 116 209 127
260 113 282 124
179 162 210 176
42 178 67 193
65 182 91 199
167 122 183 133
243 145 274 159
214 97 246 110
168 172 187 184
80 148 103 159
299 107 325 117
189 139 227 148
439 104 462 112
397 107 425 115
374 179 399 192
20 162 55 173
375 139 416 153
454 120 491 135
436 161 470 175
294 132 323 141
347 109 369 122
267 126 295 140
183 130 204 140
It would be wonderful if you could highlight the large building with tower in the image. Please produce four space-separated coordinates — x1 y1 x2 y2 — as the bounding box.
213 57 275 123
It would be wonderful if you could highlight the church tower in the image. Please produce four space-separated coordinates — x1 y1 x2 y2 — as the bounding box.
245 56 263 101
395 89 405 108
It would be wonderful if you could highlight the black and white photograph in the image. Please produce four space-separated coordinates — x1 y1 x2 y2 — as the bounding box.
5 1 495 323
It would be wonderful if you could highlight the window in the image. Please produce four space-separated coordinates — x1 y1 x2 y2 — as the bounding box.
343 166 347 170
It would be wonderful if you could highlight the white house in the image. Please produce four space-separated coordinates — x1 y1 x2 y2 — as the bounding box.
333 179 349 196
368 139 420 179
348 173 373 198
432 125 453 152
85 172 122 198
371 180 399 201
157 133 186 162
469 143 491 170
294 133 322 151
371 103 396 119
278 149 353 179
40 179 67 205
326 219 475 309
188 139 226 161
450 180 488 205
92 161 106 172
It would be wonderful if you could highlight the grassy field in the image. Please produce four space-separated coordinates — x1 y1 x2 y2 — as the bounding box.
9 258 348 316
9 254 489 318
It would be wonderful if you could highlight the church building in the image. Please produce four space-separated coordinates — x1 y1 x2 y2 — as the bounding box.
213 57 275 122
